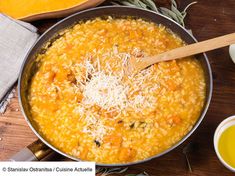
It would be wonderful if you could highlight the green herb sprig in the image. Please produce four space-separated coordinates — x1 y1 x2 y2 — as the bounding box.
96 167 149 176
96 167 128 176
125 171 149 176
111 0 197 27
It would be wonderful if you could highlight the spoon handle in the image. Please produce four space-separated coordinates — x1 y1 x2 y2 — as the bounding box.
132 33 235 72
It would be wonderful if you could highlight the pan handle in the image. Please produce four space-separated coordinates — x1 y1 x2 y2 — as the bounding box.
9 139 53 161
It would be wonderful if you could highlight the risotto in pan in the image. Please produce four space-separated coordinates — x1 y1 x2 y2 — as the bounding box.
28 17 206 163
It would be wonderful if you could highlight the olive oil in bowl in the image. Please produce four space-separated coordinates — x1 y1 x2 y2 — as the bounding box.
214 116 235 172
218 125 235 168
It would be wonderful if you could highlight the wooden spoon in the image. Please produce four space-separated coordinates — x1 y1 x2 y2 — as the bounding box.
128 32 235 75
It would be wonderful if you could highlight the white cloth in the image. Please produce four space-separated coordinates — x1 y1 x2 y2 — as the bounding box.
0 14 39 101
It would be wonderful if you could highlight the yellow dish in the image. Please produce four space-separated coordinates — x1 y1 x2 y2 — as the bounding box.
218 125 235 168
28 17 206 163
214 116 235 172
0 0 104 21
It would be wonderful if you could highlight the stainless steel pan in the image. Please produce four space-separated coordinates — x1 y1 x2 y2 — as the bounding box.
12 6 213 167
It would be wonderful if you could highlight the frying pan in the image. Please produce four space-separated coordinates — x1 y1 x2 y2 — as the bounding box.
11 6 213 166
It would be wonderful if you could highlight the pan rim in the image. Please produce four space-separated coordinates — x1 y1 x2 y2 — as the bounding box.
18 5 213 167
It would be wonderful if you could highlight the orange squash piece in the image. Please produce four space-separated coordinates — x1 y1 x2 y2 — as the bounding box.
119 147 136 162
0 0 105 21
104 134 123 147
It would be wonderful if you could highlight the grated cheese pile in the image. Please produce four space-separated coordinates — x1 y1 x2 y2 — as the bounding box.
72 46 158 141
83 71 128 111
77 107 113 142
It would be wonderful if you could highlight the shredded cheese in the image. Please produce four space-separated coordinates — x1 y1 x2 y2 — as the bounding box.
71 46 159 141
74 106 114 142
83 71 128 111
